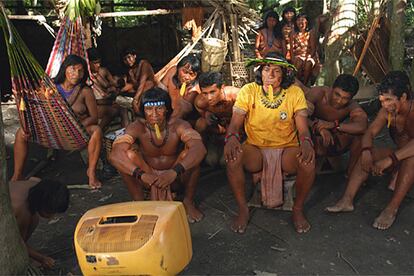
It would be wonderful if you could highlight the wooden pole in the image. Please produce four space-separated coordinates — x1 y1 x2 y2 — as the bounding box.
99 9 179 18
230 13 241 62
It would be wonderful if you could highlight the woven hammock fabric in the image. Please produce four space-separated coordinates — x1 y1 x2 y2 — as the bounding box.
0 10 89 151
46 16 90 78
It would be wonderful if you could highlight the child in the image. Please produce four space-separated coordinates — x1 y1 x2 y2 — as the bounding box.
9 177 70 269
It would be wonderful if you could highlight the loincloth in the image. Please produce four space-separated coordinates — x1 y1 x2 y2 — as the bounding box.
259 148 284 208
149 168 182 201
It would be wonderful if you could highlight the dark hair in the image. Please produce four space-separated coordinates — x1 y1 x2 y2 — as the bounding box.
282 6 297 24
254 53 295 89
87 47 101 62
54 54 89 85
28 179 70 215
139 87 173 120
333 74 359 97
121 47 137 58
173 54 201 88
260 10 283 40
294 13 312 32
377 71 412 99
199 72 224 89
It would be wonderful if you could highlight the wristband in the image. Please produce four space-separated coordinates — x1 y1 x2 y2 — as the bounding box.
132 167 145 179
224 132 240 144
389 152 399 168
172 163 185 178
300 136 314 147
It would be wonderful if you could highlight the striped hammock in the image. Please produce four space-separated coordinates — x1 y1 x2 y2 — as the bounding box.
46 16 90 78
0 9 89 151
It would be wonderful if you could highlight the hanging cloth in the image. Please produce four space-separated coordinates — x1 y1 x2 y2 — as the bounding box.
0 9 89 151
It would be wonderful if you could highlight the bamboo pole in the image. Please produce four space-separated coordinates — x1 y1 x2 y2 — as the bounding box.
99 9 180 18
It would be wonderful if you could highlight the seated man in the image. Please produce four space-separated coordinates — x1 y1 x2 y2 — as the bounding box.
9 177 69 269
158 55 201 120
194 71 240 167
307 74 368 174
120 47 156 112
326 71 414 230
87 48 129 129
224 54 315 234
109 88 207 223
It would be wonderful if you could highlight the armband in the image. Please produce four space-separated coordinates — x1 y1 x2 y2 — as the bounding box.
300 136 314 147
132 167 145 180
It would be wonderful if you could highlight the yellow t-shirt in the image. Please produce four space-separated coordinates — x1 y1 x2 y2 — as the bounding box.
234 82 308 148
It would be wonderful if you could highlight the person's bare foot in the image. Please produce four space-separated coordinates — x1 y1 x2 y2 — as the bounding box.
230 206 249 234
11 174 23 181
87 169 102 189
373 207 398 230
183 198 204 223
325 197 354 213
292 208 311 234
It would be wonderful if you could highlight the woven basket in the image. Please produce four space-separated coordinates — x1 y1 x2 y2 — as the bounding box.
222 61 253 88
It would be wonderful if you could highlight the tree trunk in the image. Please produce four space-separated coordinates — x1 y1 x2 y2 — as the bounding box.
319 0 357 85
389 0 406 71
0 105 29 274
411 56 414 89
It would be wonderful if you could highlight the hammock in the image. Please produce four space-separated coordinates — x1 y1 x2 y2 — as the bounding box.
46 16 90 78
46 0 96 78
0 7 89 151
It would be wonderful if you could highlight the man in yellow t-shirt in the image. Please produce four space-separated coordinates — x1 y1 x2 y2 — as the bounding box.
224 54 315 234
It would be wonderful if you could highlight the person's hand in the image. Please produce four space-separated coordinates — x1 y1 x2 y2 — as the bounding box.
297 140 315 165
141 173 158 188
316 120 335 132
224 136 242 163
319 129 334 147
40 255 55 269
361 150 373 173
154 170 177 189
372 157 392 176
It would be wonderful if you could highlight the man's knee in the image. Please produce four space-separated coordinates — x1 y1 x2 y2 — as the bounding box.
226 156 243 172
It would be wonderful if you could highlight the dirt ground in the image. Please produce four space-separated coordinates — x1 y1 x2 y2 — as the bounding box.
4 103 414 275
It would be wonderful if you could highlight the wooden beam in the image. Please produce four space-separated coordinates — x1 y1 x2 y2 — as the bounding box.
7 14 47 21
99 9 180 18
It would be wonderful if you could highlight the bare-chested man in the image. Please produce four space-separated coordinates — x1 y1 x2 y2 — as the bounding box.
87 48 129 129
109 87 207 222
326 71 414 230
121 47 156 112
9 177 69 269
307 74 368 174
158 55 201 120
194 71 239 167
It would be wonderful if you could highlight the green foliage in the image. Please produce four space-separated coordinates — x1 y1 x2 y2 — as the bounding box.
113 0 148 28
407 0 414 28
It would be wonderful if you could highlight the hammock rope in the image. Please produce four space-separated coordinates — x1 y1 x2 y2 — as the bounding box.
0 8 89 151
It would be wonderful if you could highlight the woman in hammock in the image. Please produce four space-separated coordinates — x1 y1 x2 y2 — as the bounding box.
12 55 103 189
291 13 317 86
255 11 283 59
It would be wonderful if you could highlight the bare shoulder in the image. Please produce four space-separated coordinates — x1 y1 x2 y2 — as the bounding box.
194 94 208 110
174 118 192 133
308 86 328 102
224 86 240 101
125 119 145 138
81 85 93 97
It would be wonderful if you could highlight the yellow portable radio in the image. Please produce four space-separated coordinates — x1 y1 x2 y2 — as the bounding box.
74 201 192 275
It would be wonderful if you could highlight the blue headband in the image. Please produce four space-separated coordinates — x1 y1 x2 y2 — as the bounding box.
143 101 166 107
